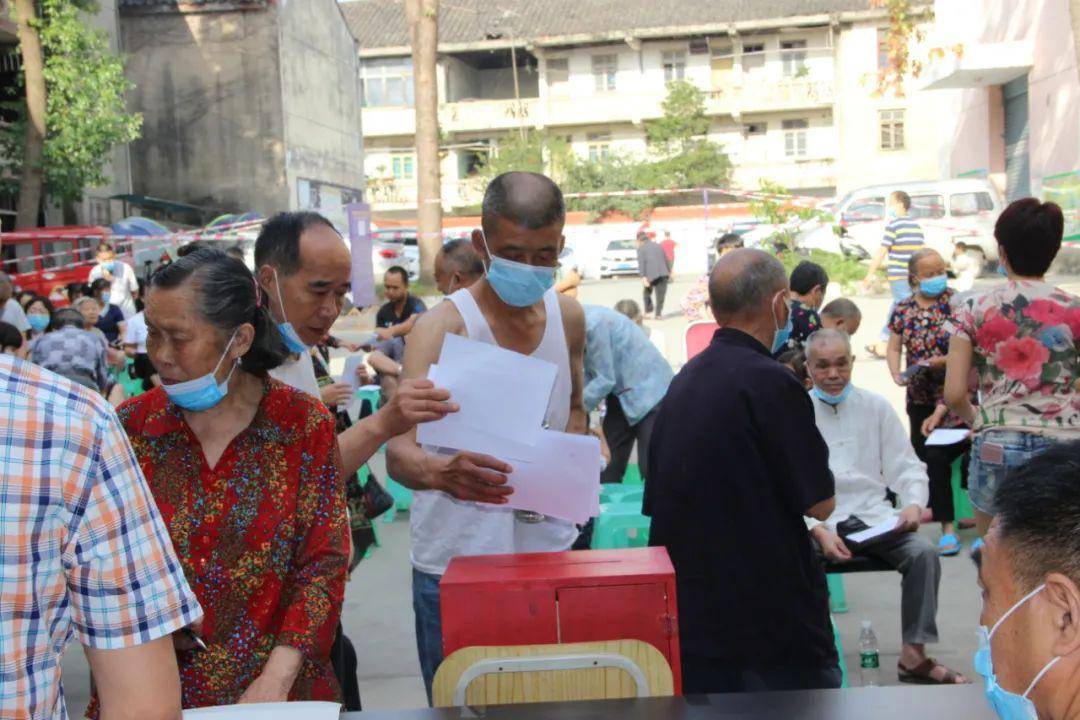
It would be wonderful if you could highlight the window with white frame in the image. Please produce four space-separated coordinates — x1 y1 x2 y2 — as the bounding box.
879 109 905 150
662 50 687 83
781 40 808 78
877 28 890 70
391 155 415 180
586 132 612 162
546 57 569 88
783 118 809 157
741 41 765 71
592 54 617 92
360 57 414 107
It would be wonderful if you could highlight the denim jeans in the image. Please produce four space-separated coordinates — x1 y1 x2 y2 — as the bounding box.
969 430 1058 514
880 279 913 342
412 568 444 706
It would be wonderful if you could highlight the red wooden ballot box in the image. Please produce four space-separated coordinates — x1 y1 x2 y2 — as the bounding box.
440 547 682 692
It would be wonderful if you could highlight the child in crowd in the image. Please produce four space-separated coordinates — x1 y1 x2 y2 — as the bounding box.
820 297 863 336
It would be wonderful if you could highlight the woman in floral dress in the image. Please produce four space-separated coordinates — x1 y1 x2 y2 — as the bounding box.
888 248 967 555
945 199 1080 536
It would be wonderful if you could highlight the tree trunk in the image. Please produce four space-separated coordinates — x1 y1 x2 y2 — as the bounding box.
13 0 46 229
1071 0 1080 89
407 0 442 285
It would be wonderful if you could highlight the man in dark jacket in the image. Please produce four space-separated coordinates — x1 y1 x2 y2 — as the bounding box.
637 232 671 320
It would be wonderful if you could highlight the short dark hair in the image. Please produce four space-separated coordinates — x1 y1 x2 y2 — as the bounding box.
150 246 289 374
821 297 862 322
254 211 337 276
65 282 89 301
25 294 55 324
385 266 409 285
777 349 809 386
441 239 484 279
995 198 1064 277
614 298 642 321
97 241 115 254
0 321 23 351
890 190 911 211
994 439 1080 590
89 278 111 298
481 172 565 237
789 261 829 295
715 233 743 254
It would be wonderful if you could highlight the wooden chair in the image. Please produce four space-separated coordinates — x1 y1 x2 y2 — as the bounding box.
432 639 674 708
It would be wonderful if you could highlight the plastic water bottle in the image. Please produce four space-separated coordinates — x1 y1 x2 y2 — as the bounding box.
858 620 881 687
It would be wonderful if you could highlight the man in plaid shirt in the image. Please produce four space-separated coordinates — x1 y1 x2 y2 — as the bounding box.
0 354 203 720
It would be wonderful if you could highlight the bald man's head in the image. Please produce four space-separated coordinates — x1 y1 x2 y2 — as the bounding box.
708 248 788 323
481 172 565 237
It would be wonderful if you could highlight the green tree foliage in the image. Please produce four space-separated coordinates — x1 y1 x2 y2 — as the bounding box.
1 0 141 206
476 81 730 220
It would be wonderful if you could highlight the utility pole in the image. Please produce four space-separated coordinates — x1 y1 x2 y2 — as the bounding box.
407 0 442 284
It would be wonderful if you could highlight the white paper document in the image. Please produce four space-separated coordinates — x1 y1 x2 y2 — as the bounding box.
500 429 602 524
184 702 340 719
417 333 557 454
846 517 900 545
341 354 368 390
925 428 971 447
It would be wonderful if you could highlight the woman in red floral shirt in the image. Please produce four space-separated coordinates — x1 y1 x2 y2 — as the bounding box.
946 199 1080 537
114 247 348 709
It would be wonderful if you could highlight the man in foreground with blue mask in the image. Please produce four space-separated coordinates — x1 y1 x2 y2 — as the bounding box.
647 248 839 693
386 171 588 703
974 441 1080 720
807 328 969 685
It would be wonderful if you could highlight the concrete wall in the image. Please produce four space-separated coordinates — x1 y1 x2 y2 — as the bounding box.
932 0 1080 196
833 20 944 194
121 8 288 215
278 0 365 215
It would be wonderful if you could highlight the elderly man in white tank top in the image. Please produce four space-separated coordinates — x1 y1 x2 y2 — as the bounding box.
388 172 588 703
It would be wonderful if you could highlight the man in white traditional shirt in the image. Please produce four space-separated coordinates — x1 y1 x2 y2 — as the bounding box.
806 329 969 686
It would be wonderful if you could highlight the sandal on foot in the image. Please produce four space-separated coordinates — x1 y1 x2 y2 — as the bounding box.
937 534 961 556
898 657 968 685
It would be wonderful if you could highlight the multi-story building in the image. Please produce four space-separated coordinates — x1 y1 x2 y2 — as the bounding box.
342 0 945 215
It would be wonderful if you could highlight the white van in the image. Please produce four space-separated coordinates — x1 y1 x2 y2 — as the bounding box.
803 178 1005 265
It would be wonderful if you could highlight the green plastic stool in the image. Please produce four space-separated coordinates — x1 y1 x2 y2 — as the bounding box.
827 573 848 614
591 502 650 549
951 455 974 521
622 463 643 485
356 386 382 412
599 484 645 506
832 615 848 688
382 477 414 523
116 359 144 399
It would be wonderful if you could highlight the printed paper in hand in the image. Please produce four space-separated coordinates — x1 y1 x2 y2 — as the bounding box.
417 333 557 452
185 702 340 719
341 354 368 390
500 430 602 524
925 428 970 447
846 517 900 545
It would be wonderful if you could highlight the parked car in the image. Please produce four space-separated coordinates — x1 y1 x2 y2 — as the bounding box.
801 178 1004 266
598 238 639 278
372 227 420 280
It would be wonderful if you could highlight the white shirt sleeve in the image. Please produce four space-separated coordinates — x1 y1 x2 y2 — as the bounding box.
878 396 929 509
124 263 139 293
88 265 103 282
2 299 30 333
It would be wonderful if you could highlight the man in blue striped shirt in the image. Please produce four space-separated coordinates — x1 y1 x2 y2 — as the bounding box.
861 190 925 357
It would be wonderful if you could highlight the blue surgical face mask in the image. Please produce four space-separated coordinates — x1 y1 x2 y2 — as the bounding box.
271 268 309 353
813 383 852 406
975 584 1061 720
27 313 49 333
771 291 793 354
481 231 557 308
101 292 111 306
920 275 948 298
162 329 240 412
998 263 1009 278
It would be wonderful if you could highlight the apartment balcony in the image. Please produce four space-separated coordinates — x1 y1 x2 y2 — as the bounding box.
706 79 835 117
362 98 540 138
367 176 486 212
